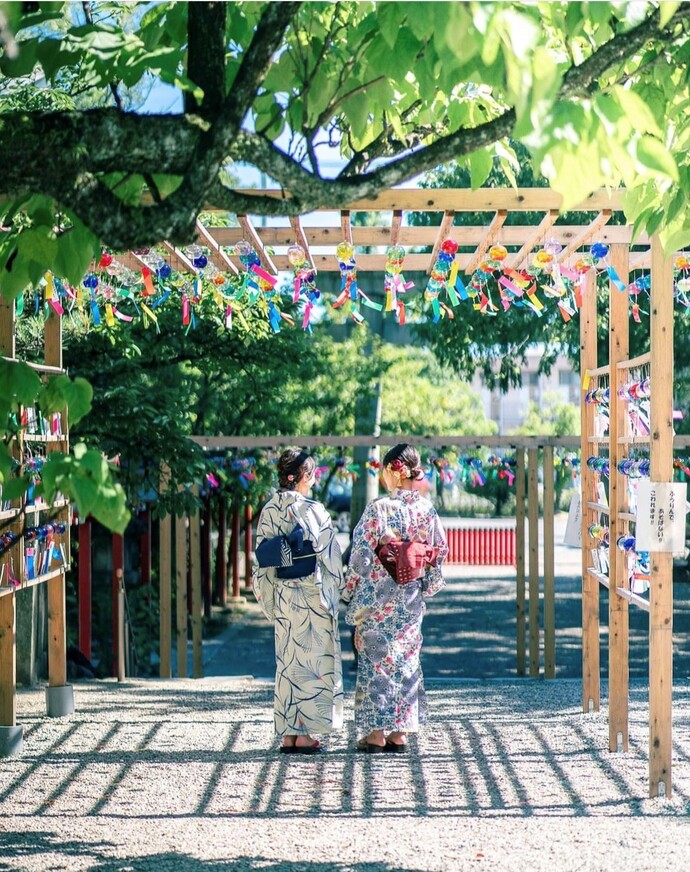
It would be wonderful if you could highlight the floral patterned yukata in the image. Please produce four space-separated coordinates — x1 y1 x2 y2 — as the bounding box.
252 491 344 739
343 488 448 736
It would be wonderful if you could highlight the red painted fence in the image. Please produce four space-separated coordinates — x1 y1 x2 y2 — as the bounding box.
443 521 516 566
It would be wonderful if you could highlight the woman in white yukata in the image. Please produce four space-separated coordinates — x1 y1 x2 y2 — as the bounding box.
343 443 448 754
252 448 344 755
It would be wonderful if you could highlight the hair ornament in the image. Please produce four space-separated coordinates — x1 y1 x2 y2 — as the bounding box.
387 458 412 480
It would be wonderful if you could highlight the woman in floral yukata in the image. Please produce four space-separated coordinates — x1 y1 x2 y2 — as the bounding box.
252 448 344 755
343 443 448 754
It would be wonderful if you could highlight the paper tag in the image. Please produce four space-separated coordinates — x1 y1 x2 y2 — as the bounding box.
563 492 582 547
636 481 688 553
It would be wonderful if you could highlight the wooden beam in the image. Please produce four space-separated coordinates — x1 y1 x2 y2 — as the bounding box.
466 210 508 274
161 241 197 274
557 210 612 263
210 224 639 247
237 215 277 273
128 250 155 273
224 187 626 213
341 210 352 243
427 210 455 274
390 210 403 245
629 248 651 271
509 210 560 269
190 433 583 450
194 220 239 275
289 215 317 273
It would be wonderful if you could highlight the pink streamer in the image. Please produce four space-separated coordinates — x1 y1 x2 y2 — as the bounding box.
498 276 524 297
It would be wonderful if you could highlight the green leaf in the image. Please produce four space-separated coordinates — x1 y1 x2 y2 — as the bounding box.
39 374 93 425
40 446 130 534
2 478 29 501
0 359 42 406
659 1 681 27
53 222 100 286
0 39 38 77
634 135 679 181
19 225 58 265
468 149 494 189
612 86 661 137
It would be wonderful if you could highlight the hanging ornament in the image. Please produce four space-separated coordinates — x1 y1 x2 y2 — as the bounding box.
425 238 460 321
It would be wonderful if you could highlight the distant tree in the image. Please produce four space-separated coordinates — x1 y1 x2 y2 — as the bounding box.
513 392 580 438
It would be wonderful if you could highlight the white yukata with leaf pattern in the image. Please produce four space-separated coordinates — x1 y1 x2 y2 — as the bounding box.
252 490 344 738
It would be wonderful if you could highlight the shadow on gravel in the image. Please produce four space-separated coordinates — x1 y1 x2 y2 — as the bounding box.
419 572 690 681
0 831 116 869
0 838 419 872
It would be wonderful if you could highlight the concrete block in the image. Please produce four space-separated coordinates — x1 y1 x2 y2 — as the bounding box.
0 725 23 756
45 684 75 717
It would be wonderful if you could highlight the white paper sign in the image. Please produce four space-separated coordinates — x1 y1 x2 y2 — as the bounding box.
636 481 688 553
563 492 582 547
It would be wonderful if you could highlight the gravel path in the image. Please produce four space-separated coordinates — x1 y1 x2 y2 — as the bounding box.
3 676 690 871
4 537 690 871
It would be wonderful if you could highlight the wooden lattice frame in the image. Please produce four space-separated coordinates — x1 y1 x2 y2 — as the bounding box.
117 188 655 278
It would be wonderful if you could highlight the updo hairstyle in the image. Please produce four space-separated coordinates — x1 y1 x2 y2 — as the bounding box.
277 447 315 490
382 443 424 481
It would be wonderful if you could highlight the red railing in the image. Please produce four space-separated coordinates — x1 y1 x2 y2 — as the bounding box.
444 523 516 566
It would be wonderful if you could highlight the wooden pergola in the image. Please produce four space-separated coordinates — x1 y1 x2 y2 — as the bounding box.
118 188 642 278
1 187 680 800
168 185 672 800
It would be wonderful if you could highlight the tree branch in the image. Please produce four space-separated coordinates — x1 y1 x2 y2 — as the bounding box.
561 2 690 98
184 2 227 116
1 1 689 248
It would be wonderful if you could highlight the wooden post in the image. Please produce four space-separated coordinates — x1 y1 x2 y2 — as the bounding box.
608 244 630 752
116 569 125 682
47 573 67 688
527 447 540 677
649 234 674 798
44 305 62 370
580 268 600 712
111 533 124 678
230 506 241 599
0 595 16 727
201 495 212 617
175 514 188 678
139 508 151 586
515 448 526 675
0 295 15 357
78 518 92 660
159 508 172 679
543 445 555 678
189 504 203 679
244 503 253 590
45 304 69 693
216 498 227 607
0 298 16 728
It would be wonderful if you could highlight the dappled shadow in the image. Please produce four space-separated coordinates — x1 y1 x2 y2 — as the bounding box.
7 678 690 824
0 831 117 870
0 836 426 872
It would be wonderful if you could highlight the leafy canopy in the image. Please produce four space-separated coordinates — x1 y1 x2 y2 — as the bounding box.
0 0 689 295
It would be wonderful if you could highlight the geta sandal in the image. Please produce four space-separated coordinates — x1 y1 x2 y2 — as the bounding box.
384 739 408 754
